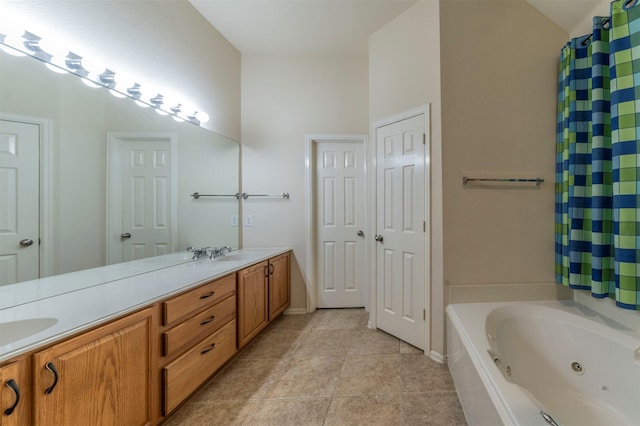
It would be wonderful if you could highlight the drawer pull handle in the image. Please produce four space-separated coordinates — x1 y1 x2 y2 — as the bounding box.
200 315 216 326
200 343 216 355
200 291 215 300
4 379 20 415
44 362 59 394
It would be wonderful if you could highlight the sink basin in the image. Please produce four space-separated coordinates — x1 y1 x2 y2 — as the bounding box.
214 254 242 262
0 318 58 346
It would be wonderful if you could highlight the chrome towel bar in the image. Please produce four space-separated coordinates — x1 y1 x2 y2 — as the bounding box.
190 193 241 199
462 177 544 186
191 192 290 200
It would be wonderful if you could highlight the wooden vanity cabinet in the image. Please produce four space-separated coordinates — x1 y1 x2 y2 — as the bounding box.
237 261 270 348
32 308 154 426
268 252 290 320
237 252 291 348
159 273 237 418
0 357 31 426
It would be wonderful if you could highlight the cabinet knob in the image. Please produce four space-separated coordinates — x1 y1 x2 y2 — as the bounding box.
44 362 59 394
4 379 20 415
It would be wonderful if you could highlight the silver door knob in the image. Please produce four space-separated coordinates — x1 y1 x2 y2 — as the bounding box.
357 230 364 237
120 233 132 240
19 239 34 247
374 234 383 242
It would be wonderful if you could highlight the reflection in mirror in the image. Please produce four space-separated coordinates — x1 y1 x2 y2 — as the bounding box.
0 45 240 307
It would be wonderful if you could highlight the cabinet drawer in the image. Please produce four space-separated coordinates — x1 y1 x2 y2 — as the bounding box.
163 274 235 325
163 295 236 357
163 320 236 415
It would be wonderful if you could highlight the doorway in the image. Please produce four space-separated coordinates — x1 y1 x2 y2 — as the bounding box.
106 133 177 264
306 135 367 310
372 106 430 351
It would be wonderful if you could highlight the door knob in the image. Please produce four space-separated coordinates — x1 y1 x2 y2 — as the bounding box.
19 239 34 247
120 233 132 240
374 234 383 242
357 230 364 237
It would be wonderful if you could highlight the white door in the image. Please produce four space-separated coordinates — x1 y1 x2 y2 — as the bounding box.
375 114 427 349
107 134 177 264
316 141 366 308
0 119 39 285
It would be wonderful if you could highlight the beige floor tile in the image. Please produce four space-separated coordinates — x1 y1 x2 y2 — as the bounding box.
266 313 319 332
191 357 290 402
283 355 345 377
341 353 401 378
348 329 400 354
402 392 467 425
400 354 455 392
264 373 338 398
164 400 258 426
314 309 364 330
244 398 331 426
400 340 424 354
324 395 402 426
293 329 358 358
333 374 402 396
239 329 304 359
170 309 466 425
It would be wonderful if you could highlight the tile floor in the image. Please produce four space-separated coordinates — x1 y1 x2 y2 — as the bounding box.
165 309 467 426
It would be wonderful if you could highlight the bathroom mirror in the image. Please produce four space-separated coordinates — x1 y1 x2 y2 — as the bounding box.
0 48 240 305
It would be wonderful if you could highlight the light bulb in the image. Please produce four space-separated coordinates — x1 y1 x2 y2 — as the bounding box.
0 33 26 56
195 111 210 123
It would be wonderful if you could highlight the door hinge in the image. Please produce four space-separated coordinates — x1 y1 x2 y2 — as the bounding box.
423 221 426 232
423 133 426 145
423 309 426 320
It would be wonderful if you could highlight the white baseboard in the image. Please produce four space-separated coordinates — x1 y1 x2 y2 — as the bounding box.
284 308 308 315
430 350 445 364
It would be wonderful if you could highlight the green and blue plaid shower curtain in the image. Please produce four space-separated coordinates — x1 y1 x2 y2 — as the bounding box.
556 0 640 310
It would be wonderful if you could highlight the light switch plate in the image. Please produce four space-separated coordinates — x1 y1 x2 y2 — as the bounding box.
245 214 253 227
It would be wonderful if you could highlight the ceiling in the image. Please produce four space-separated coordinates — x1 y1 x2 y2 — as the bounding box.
189 0 417 57
190 0 603 57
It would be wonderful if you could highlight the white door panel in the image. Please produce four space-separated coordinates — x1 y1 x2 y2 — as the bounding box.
107 134 176 264
0 120 39 285
316 141 365 308
376 115 426 349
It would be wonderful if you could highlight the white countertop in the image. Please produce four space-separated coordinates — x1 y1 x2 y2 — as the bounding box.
0 248 290 362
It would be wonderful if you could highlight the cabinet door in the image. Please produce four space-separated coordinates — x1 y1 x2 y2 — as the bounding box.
0 358 30 426
237 261 269 348
32 308 153 426
268 252 290 320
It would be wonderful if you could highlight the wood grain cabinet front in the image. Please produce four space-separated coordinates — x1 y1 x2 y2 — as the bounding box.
237 261 269 348
268 252 290 320
0 357 31 426
32 308 153 426
162 320 236 415
162 273 235 326
163 295 236 357
237 252 291 349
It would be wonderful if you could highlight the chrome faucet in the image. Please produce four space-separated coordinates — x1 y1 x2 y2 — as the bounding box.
210 246 232 259
186 246 211 260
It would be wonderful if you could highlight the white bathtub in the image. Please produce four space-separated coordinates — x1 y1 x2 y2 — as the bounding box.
446 301 640 426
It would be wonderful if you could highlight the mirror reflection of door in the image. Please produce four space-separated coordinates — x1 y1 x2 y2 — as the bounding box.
0 119 39 285
106 133 177 264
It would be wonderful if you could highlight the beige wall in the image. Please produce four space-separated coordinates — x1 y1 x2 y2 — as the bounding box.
440 0 572 306
241 54 369 311
369 0 445 356
370 0 574 356
1 0 241 139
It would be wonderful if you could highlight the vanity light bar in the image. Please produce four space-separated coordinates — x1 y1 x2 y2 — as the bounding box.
0 30 210 126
